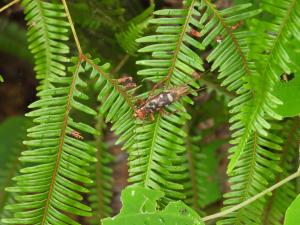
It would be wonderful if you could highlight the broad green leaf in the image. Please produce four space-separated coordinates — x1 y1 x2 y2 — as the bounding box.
102 186 204 225
284 194 300 225
273 74 300 117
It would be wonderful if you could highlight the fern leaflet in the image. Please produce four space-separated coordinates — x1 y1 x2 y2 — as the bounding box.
22 0 70 91
130 0 205 202
1 58 100 225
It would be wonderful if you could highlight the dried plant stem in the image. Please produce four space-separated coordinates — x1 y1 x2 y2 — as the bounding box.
0 0 20 13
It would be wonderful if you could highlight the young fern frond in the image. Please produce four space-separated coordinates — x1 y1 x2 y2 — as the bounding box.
116 4 154 56
86 116 114 224
22 0 70 91
1 58 100 225
262 118 300 225
183 132 207 214
129 0 204 202
0 117 29 219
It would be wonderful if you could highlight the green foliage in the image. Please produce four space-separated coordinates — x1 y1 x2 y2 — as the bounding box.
184 133 207 213
22 0 70 91
284 194 300 225
0 117 29 218
116 4 154 56
274 74 300 117
0 74 3 82
86 116 114 224
1 58 100 224
102 186 205 225
1 0 300 224
128 0 204 203
83 57 137 151
262 119 300 225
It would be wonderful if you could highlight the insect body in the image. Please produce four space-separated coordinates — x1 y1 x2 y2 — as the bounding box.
189 28 201 38
117 76 137 89
70 130 84 140
134 85 189 120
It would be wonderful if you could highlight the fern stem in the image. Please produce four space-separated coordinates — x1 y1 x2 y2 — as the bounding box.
203 170 300 222
144 117 160 188
0 0 20 13
41 58 83 224
60 0 83 55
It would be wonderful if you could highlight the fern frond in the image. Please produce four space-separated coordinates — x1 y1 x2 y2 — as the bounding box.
194 1 300 224
128 0 205 202
0 117 29 219
183 132 207 214
197 1 263 172
136 0 204 87
227 0 300 171
84 57 137 151
116 4 154 56
262 118 300 225
22 0 70 91
86 116 114 224
218 129 283 225
1 58 101 225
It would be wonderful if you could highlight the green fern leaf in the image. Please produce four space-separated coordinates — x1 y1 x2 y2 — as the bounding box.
218 1 300 222
183 133 207 214
1 58 100 225
194 1 300 224
22 0 70 91
116 4 154 56
84 57 137 151
197 1 262 173
262 119 300 225
0 117 29 219
228 0 300 172
136 0 204 86
129 0 205 202
86 116 114 224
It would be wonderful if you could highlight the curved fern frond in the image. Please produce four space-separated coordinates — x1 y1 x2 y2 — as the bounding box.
194 1 300 224
86 116 114 224
227 0 300 171
1 58 100 225
262 118 300 225
22 0 70 91
128 0 205 202
0 117 29 219
116 4 154 56
218 1 300 221
197 1 262 172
